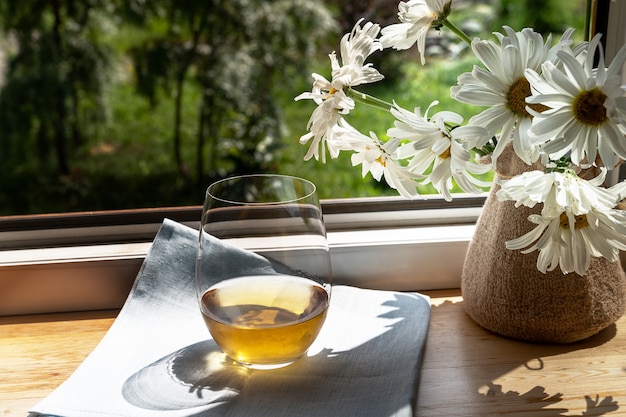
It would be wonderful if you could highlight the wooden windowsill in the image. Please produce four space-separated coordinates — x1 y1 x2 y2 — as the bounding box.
1 289 625 416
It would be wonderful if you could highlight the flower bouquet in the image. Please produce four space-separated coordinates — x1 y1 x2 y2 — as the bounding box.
295 0 626 342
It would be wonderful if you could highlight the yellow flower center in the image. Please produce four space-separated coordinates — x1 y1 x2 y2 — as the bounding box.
375 155 387 167
325 87 338 100
439 147 451 160
506 77 549 118
431 1 452 30
559 213 589 230
572 87 608 126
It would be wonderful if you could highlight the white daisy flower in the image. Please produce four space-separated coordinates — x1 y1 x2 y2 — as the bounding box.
388 102 491 201
497 168 614 216
525 34 626 168
295 76 353 162
333 19 385 87
295 20 384 162
506 206 626 276
334 119 422 198
379 0 452 64
498 168 626 275
451 27 575 166
494 170 554 208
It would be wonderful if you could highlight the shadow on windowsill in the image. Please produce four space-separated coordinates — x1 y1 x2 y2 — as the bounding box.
422 299 620 416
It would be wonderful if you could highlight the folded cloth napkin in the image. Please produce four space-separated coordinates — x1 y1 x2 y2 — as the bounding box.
30 219 430 417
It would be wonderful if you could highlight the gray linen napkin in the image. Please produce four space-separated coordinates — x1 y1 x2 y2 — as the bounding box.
29 219 430 417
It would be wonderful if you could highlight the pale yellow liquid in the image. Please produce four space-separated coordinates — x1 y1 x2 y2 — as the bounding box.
200 275 329 368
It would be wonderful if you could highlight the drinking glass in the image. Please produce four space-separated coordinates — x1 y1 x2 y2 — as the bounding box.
196 174 332 370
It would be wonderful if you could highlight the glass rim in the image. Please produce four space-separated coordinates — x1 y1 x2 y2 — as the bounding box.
205 173 317 205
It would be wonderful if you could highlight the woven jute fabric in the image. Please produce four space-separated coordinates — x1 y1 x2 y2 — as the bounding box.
462 146 626 343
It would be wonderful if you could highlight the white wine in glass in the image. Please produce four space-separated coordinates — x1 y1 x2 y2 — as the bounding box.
196 174 332 369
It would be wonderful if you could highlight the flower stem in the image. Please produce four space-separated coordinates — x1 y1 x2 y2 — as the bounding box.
443 19 472 47
347 87 394 112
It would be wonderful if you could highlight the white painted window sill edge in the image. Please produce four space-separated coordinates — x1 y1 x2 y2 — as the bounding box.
0 222 475 316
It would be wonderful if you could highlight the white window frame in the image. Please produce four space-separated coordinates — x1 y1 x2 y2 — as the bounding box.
0 195 483 315
0 1 624 316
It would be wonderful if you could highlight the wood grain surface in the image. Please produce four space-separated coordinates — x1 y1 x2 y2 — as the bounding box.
2 290 625 417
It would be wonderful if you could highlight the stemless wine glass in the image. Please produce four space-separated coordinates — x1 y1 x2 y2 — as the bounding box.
196 174 332 370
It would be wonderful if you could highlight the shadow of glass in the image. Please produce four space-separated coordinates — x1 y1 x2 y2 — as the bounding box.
432 299 620 416
122 339 247 411
122 291 429 416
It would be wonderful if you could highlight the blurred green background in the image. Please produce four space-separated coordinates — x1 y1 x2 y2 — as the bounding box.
0 0 588 214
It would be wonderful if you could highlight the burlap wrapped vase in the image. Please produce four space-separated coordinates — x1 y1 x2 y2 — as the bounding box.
461 145 626 343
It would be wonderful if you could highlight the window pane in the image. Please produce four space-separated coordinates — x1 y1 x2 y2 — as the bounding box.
0 0 591 215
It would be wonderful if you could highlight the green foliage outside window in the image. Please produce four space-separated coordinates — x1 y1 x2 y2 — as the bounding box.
0 0 588 215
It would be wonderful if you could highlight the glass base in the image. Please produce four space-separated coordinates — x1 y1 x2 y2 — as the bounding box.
235 358 298 370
